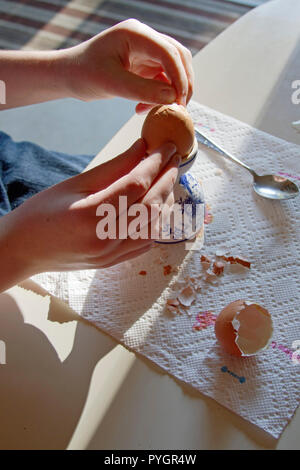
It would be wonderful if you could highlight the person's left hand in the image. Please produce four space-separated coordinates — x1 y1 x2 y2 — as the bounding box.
63 19 194 113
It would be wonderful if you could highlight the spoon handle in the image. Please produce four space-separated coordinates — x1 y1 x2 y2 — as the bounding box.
194 127 256 177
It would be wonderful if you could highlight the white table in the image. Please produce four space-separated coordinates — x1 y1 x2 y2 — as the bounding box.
1 0 299 450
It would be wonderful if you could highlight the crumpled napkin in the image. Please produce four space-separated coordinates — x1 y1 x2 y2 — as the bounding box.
33 100 300 439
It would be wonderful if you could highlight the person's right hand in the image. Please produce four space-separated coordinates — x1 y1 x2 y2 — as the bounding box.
1 139 180 289
63 19 194 114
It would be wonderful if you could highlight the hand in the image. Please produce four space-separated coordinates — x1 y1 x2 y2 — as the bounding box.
0 140 181 291
65 19 194 113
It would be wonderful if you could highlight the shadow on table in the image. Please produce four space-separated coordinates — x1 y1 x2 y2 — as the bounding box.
0 284 117 450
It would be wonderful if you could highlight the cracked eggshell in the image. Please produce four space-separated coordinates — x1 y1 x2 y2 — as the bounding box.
141 104 195 157
214 300 273 357
178 285 196 307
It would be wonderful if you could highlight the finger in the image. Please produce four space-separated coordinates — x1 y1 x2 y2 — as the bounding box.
113 29 188 104
135 102 154 114
95 142 177 215
74 138 146 193
161 35 194 104
135 72 171 114
141 153 181 207
134 64 165 79
165 191 175 207
91 199 159 260
93 171 177 261
115 67 177 105
149 38 189 105
127 154 180 238
118 21 189 105
154 71 171 84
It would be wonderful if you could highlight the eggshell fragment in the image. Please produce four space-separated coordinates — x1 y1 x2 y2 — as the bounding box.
215 300 273 357
166 298 179 307
166 304 180 315
141 104 195 157
166 298 181 314
178 285 196 307
201 255 211 264
212 261 225 276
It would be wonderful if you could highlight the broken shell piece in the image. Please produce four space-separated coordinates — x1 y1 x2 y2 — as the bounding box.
166 304 180 314
204 269 218 283
204 206 213 225
165 298 181 315
212 261 225 276
201 255 211 264
172 280 186 290
222 255 251 269
214 300 273 357
200 254 211 271
178 285 196 307
167 298 179 307
235 257 251 269
202 262 211 271
185 276 201 289
191 278 202 291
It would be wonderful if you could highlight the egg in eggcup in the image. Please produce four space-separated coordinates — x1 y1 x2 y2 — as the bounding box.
141 104 204 245
141 103 198 175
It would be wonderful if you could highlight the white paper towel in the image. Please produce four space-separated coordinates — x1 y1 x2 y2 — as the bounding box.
33 101 300 439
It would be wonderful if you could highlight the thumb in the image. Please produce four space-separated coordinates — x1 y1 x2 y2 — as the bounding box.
116 69 177 104
75 138 146 193
135 71 173 114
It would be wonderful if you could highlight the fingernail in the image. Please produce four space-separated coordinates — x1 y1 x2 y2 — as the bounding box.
173 153 182 166
163 141 177 156
159 87 176 103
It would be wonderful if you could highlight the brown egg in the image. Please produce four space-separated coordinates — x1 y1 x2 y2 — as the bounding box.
215 300 273 357
141 104 195 157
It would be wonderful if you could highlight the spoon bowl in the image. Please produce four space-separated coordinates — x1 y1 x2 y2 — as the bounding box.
253 174 299 200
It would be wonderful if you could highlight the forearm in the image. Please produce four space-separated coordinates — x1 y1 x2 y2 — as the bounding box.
0 49 74 110
0 211 36 292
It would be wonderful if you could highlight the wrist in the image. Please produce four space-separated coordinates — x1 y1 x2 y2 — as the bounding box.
36 48 74 100
55 40 109 102
48 48 78 100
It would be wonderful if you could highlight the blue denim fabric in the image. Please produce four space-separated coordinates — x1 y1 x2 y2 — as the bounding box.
0 131 94 216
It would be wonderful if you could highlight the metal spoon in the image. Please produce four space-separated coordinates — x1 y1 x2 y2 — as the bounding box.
195 127 299 200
